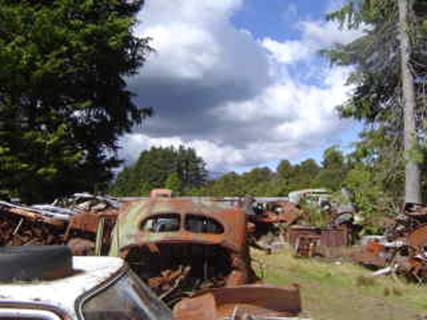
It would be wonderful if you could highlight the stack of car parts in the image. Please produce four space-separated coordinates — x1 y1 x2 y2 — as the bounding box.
0 194 121 251
0 201 66 246
354 203 427 282
243 193 356 257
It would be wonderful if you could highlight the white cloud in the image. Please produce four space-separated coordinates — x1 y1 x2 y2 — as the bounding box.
262 20 363 65
261 38 311 64
142 24 220 80
120 1 362 172
135 0 267 85
300 20 362 47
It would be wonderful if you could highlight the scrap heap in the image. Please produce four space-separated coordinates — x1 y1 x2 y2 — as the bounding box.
0 194 121 252
0 201 67 246
244 189 358 257
354 202 427 282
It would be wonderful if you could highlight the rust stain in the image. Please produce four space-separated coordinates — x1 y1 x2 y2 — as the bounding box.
173 284 301 319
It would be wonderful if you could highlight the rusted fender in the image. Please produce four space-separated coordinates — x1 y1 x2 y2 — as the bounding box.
173 284 301 320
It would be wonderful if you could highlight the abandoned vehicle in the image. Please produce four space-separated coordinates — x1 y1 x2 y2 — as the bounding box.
108 197 303 318
0 245 172 320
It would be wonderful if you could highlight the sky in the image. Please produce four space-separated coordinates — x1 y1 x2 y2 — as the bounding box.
119 0 364 174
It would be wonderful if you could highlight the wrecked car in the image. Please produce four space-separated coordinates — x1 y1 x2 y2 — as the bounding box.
0 245 172 320
108 197 303 319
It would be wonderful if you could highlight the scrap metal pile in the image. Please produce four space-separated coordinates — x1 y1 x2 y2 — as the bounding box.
354 202 427 282
0 191 308 318
0 201 67 246
0 194 121 252
243 189 358 257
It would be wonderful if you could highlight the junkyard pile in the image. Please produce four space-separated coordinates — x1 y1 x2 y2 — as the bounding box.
354 202 427 282
0 194 120 252
3 187 427 318
0 192 304 319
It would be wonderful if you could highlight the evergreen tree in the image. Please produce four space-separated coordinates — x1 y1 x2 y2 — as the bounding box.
0 0 152 202
324 0 426 202
111 145 208 196
165 172 183 195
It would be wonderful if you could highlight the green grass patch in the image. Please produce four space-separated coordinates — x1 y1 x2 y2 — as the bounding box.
252 249 427 320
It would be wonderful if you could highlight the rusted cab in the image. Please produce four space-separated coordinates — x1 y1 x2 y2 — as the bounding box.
109 197 302 319
109 198 254 302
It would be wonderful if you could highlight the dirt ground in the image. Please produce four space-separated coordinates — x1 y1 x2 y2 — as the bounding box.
252 248 427 320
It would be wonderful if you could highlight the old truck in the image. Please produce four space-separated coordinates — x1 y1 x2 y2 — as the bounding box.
108 197 303 319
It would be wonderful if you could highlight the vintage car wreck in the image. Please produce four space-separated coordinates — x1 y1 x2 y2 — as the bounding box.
108 197 303 319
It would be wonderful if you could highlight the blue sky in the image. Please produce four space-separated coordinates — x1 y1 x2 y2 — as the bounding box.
232 0 327 40
120 0 363 173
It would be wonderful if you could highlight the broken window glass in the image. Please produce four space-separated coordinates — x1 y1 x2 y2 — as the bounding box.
141 214 180 232
184 214 224 234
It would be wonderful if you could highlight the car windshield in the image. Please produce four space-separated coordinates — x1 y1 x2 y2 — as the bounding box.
80 269 172 320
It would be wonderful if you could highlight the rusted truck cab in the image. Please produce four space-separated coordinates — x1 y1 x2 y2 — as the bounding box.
109 197 303 319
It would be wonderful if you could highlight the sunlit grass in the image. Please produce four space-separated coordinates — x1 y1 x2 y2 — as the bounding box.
252 248 427 320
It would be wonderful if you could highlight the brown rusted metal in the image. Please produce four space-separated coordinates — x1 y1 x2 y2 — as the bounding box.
353 202 427 282
352 241 389 268
173 284 301 320
67 238 95 255
108 195 302 318
0 210 65 246
0 197 120 249
109 198 256 305
110 198 247 255
255 201 302 225
288 225 348 257
0 204 66 228
407 224 427 250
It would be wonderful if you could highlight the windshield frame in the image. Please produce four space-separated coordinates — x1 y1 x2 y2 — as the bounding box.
74 265 171 320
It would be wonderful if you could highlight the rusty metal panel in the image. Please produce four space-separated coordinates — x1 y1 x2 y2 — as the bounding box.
320 228 348 247
110 198 247 256
173 284 301 319
67 213 100 234
288 226 348 252
288 226 321 247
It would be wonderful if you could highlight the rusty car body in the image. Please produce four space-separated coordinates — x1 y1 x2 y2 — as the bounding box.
108 197 303 318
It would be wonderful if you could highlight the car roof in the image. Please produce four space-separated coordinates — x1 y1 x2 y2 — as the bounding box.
0 256 124 317
109 198 247 256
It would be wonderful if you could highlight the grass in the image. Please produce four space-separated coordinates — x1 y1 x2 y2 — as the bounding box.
252 248 427 320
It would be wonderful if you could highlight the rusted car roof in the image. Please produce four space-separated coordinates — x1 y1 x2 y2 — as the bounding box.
109 198 246 257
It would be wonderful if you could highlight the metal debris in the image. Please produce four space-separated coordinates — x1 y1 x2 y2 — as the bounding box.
354 202 427 282
0 194 121 248
241 189 357 256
